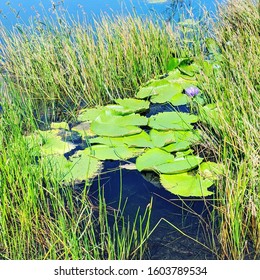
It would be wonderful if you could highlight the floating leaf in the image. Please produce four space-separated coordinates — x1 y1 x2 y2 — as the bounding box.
136 148 175 172
167 58 191 71
90 131 153 148
91 122 142 137
199 161 223 180
162 141 192 152
82 144 144 161
43 154 102 184
155 155 203 174
178 63 200 77
106 98 150 114
136 80 171 99
169 93 190 106
149 129 176 147
148 112 198 130
150 83 183 103
37 130 76 155
90 111 147 137
51 122 69 130
77 107 104 122
160 173 214 197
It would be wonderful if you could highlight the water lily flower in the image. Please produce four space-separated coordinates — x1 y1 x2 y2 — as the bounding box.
184 86 200 97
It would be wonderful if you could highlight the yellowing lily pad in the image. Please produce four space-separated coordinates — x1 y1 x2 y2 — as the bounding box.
160 173 214 197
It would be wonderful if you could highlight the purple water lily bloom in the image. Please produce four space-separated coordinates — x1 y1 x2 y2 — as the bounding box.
185 86 200 97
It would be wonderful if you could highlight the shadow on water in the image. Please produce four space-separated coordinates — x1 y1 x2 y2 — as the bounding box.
86 158 217 260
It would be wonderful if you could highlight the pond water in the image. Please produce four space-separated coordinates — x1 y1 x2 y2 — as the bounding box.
1 0 221 260
0 0 220 28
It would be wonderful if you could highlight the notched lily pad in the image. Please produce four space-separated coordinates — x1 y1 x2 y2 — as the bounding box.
160 173 214 197
51 122 69 130
77 107 104 122
150 83 183 103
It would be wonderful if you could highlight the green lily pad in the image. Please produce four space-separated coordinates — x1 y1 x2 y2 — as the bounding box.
77 107 104 122
90 111 147 137
148 112 198 131
136 148 175 172
169 93 190 106
178 63 201 77
167 58 191 71
136 80 171 99
149 129 176 147
174 130 201 143
160 173 214 197
199 161 223 180
38 130 76 155
106 98 150 114
82 144 143 161
155 155 203 174
162 141 192 152
90 131 153 148
42 154 102 184
150 83 183 103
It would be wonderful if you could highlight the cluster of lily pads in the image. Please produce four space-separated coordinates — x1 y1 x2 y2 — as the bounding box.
24 57 222 197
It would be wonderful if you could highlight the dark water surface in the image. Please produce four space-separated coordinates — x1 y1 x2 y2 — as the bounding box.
1 0 220 259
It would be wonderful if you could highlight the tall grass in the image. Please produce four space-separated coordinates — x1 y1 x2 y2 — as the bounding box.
197 0 260 259
0 89 152 260
0 13 175 121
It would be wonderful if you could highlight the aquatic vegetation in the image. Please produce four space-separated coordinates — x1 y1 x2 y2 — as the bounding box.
23 57 222 197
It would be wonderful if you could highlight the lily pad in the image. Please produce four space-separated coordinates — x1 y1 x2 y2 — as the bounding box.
42 154 102 184
36 130 76 155
90 111 147 137
90 131 153 148
77 107 104 122
199 161 223 180
162 141 192 152
160 173 214 197
136 80 171 99
149 129 176 147
148 112 198 130
82 144 144 161
155 155 203 174
106 98 150 114
136 148 175 172
169 93 190 106
150 83 183 103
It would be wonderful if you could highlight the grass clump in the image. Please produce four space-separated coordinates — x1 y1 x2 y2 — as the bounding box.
197 0 260 259
0 13 174 121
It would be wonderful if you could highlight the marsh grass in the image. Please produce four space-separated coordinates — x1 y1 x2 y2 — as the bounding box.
196 0 260 259
0 95 152 260
0 12 175 122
